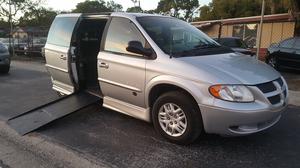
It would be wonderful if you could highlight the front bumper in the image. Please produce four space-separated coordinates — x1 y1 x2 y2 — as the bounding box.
199 102 287 136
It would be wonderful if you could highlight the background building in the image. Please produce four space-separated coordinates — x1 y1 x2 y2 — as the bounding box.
192 13 297 60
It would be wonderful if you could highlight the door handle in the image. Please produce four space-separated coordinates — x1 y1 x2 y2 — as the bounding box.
60 55 67 60
99 62 109 69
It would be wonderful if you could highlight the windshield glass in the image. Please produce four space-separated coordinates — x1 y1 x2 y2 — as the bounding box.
137 16 232 57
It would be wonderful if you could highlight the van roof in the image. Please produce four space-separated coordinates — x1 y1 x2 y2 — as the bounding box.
56 12 167 19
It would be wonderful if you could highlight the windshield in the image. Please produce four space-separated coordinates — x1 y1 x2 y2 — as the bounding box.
137 16 232 57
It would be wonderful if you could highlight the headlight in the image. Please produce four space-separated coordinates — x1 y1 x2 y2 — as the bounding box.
209 85 254 102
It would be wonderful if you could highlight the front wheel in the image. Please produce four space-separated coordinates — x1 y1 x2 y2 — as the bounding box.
152 91 203 145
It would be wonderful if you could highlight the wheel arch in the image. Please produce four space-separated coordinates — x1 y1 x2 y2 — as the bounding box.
146 75 204 111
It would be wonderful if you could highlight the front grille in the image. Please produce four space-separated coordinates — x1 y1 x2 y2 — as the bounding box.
276 78 284 87
256 82 276 93
256 78 285 105
267 95 281 104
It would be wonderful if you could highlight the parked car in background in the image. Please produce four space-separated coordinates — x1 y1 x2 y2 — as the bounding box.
0 41 11 73
24 37 47 57
266 37 300 71
214 37 255 56
0 38 26 55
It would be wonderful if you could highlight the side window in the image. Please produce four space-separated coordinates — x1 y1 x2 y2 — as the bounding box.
104 17 146 56
47 17 78 47
280 38 295 49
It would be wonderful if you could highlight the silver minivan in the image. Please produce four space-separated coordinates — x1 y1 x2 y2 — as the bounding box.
45 13 288 144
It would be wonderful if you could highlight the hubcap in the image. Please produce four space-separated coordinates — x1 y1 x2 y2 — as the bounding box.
158 103 187 137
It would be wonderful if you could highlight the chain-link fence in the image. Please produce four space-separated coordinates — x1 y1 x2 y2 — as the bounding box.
192 13 299 61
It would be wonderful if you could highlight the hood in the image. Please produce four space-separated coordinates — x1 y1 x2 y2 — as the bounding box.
178 52 280 85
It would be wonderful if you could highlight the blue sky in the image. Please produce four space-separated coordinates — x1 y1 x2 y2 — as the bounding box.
45 0 212 11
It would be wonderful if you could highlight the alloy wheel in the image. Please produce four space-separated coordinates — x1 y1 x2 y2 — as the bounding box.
158 103 187 137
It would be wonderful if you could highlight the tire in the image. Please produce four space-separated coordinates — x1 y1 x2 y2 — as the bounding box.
0 65 10 74
152 91 203 145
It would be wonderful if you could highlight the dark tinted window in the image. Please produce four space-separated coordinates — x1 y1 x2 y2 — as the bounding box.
280 38 295 48
47 17 79 47
294 38 300 50
104 17 145 56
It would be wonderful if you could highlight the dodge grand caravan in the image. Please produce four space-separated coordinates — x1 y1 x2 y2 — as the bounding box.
45 13 288 144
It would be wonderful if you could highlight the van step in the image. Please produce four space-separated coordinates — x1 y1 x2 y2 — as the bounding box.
7 92 100 135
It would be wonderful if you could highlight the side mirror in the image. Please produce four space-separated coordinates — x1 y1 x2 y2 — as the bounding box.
126 41 153 57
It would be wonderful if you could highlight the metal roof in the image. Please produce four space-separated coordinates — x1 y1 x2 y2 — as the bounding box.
192 13 296 27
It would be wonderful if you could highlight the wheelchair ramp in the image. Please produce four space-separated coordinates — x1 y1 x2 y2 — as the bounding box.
8 92 100 135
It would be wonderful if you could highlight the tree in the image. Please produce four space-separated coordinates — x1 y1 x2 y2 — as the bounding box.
106 0 123 12
0 0 41 22
0 18 9 28
126 6 143 13
156 0 199 21
18 7 57 27
72 0 123 13
180 0 199 20
195 0 293 21
197 5 213 21
156 0 180 18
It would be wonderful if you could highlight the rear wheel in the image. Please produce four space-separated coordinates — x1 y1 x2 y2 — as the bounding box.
152 91 203 145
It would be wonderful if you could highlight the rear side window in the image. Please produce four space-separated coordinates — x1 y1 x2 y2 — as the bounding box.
47 17 79 47
280 38 295 49
104 17 146 56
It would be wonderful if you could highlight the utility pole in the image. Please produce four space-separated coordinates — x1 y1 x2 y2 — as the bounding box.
256 0 265 60
8 0 15 57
